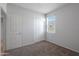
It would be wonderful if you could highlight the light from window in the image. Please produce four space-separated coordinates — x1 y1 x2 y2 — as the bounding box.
47 16 56 33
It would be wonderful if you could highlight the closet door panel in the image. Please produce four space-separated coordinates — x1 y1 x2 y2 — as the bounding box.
6 15 23 50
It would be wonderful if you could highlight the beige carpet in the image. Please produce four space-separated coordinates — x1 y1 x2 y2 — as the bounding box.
5 40 79 56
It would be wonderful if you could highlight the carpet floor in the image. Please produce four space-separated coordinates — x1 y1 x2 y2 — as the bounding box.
5 40 79 56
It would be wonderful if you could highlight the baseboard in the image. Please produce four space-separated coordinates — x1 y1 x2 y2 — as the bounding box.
46 40 79 53
6 39 45 51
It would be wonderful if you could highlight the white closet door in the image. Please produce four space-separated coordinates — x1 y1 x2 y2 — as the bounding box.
22 16 34 46
6 15 23 50
14 16 23 48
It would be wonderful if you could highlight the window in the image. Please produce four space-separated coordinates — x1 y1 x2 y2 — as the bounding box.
47 16 56 33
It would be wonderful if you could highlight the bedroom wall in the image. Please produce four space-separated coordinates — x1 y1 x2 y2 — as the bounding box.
0 3 7 13
0 7 1 55
6 4 45 50
0 6 6 55
47 4 79 53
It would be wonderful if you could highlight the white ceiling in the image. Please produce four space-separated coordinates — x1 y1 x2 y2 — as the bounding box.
14 3 67 14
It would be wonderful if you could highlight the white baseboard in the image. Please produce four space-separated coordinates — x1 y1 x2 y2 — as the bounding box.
46 40 79 53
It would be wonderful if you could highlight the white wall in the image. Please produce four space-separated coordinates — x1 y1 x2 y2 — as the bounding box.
6 4 45 50
0 8 1 55
0 3 7 13
47 4 79 53
0 4 7 55
1 9 6 51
